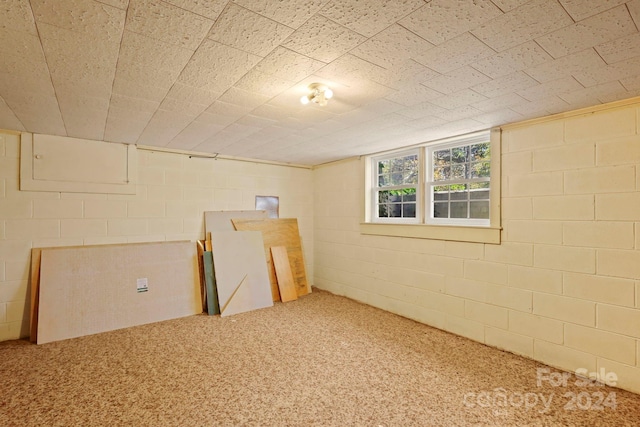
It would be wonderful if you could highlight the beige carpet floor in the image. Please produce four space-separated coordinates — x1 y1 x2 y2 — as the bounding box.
1 289 639 426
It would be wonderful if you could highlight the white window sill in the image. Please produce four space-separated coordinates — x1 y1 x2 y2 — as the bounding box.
360 222 501 244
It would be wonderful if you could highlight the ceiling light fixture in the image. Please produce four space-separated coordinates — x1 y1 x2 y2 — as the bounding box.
300 83 333 106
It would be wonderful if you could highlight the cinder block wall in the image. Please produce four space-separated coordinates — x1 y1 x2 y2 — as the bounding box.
0 131 314 341
313 100 640 394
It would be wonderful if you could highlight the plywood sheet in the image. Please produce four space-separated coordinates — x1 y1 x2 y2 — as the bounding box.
29 248 43 343
204 210 268 236
37 241 200 344
210 231 273 317
271 246 297 303
231 218 309 298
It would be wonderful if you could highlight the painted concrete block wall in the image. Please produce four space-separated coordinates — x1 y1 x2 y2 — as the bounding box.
0 130 314 341
313 101 640 394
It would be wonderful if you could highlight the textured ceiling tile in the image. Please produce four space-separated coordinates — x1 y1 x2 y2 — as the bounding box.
0 27 43 58
510 96 570 116
629 0 640 24
137 109 198 145
37 24 119 99
350 24 435 69
56 93 110 140
115 61 177 91
250 104 289 121
164 83 220 106
204 101 253 118
595 32 640 64
396 102 448 119
471 93 528 112
573 55 640 87
489 0 530 12
413 32 495 73
232 0 328 28
178 40 262 92
166 120 225 150
104 115 148 143
559 80 626 105
559 0 627 21
516 77 584 101
400 0 502 45
112 75 169 102
163 0 227 19
31 0 125 37
254 47 326 82
0 95 25 131
235 114 278 129
195 111 238 127
315 54 387 86
471 71 538 98
471 41 553 78
430 88 488 109
3 0 38 34
109 94 160 117
620 74 640 91
422 66 490 94
373 60 441 90
118 31 193 76
96 0 129 9
218 87 270 109
208 3 294 56
384 84 444 106
536 6 637 58
282 15 367 63
5 92 66 135
320 0 424 37
158 98 208 116
471 0 573 52
405 115 448 129
126 0 213 50
473 108 525 125
234 70 295 97
0 70 57 102
525 48 606 83
433 105 484 121
0 49 50 86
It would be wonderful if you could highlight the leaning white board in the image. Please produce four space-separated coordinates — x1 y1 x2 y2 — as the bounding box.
37 241 200 344
210 231 273 317
204 210 268 236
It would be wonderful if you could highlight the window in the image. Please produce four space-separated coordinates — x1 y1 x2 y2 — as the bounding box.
428 136 491 226
372 150 419 222
363 130 501 244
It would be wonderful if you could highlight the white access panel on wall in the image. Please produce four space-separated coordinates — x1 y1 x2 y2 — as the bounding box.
20 132 137 194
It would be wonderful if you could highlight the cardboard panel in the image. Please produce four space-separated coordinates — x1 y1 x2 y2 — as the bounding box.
210 231 273 317
231 218 309 298
271 246 297 303
37 241 200 344
196 240 207 313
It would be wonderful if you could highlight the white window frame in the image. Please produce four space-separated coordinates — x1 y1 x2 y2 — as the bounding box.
362 129 501 244
425 133 491 227
370 149 421 224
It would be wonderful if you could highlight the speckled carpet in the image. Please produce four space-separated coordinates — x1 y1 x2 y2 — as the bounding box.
1 289 639 426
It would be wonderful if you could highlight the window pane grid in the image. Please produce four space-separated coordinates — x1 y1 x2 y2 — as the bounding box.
374 151 419 220
428 140 490 222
